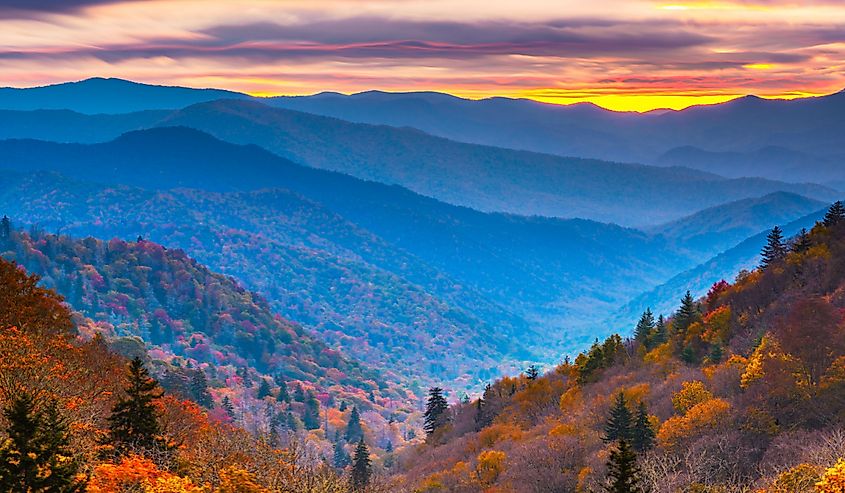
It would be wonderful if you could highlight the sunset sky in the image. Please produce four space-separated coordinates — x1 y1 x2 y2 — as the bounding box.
0 0 844 111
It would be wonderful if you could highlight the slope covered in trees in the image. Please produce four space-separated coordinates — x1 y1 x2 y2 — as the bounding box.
394 205 845 492
0 251 394 491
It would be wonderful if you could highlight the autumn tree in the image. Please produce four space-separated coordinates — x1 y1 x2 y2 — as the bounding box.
350 439 372 492
775 297 845 386
345 406 364 443
107 356 171 456
424 387 449 438
604 439 644 493
631 401 655 453
0 258 74 336
604 392 633 443
0 391 85 492
634 309 655 348
824 201 845 227
761 226 787 268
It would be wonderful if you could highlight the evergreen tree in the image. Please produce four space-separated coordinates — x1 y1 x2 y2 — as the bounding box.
760 226 787 268
221 396 236 420
634 308 655 347
525 364 540 381
604 439 645 493
276 379 290 403
332 439 351 469
792 228 812 253
631 402 656 453
293 384 306 402
339 400 348 412
303 391 321 430
650 315 668 347
189 370 213 408
286 412 300 431
423 387 449 438
256 378 273 399
603 392 633 443
350 439 372 492
106 357 171 456
674 291 699 333
824 200 845 227
0 215 10 244
345 406 364 443
0 392 84 492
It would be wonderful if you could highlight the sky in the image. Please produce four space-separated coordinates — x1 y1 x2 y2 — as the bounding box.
0 0 843 111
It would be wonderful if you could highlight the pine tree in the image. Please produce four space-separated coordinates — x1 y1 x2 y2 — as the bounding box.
650 315 668 347
332 439 351 469
350 439 372 492
604 439 645 493
221 396 236 420
303 391 321 430
634 308 655 347
106 357 171 456
760 226 787 268
345 405 364 443
824 200 845 227
631 402 655 453
339 400 348 412
525 364 540 381
276 379 290 403
0 392 84 492
423 387 449 438
294 384 306 402
792 228 812 253
256 378 272 399
190 370 213 408
0 215 10 244
674 291 699 333
603 392 633 443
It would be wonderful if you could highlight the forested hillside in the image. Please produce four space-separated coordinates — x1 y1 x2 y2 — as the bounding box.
395 203 845 492
0 242 392 491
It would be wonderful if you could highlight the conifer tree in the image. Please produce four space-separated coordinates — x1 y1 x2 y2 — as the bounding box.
604 439 645 493
345 405 364 443
0 392 84 492
650 314 668 347
339 400 348 412
303 391 321 430
760 226 787 268
603 392 633 443
190 370 213 408
634 308 655 347
792 227 812 253
294 384 306 402
276 379 290 403
423 387 449 438
256 378 272 399
221 396 236 420
0 215 10 244
332 439 351 469
631 401 656 453
674 291 699 333
107 357 170 456
824 200 845 227
525 364 540 381
351 439 372 491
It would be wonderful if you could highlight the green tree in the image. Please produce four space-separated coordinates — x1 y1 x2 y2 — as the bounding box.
0 392 85 492
525 364 540 381
423 387 449 438
792 227 812 253
106 357 171 456
332 439 351 469
276 379 290 403
604 439 645 493
303 391 320 430
824 200 845 227
631 401 655 453
350 439 372 491
190 370 213 408
345 405 364 443
221 396 236 420
634 308 655 347
603 392 633 443
760 226 787 268
0 215 10 244
650 315 668 347
674 291 699 333
256 378 272 400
